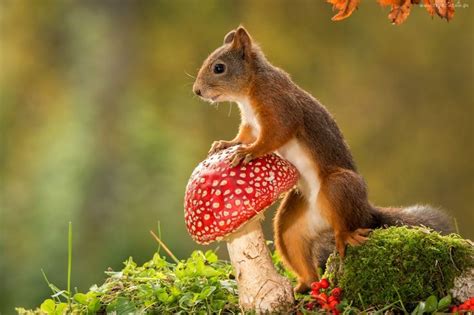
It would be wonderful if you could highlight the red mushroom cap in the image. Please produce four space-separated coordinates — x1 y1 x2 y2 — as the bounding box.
184 146 299 244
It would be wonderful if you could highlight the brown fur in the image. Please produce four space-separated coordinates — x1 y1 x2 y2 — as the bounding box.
274 190 319 293
194 26 453 293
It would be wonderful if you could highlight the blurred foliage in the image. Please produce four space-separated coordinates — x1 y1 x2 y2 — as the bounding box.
0 0 472 312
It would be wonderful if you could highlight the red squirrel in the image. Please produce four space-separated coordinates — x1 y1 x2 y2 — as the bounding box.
192 26 453 293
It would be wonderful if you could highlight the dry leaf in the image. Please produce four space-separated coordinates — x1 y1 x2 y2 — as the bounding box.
378 0 398 5
422 0 436 16
388 0 412 25
328 0 455 24
327 0 361 21
434 0 455 20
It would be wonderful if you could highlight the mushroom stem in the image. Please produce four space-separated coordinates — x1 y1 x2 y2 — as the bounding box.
226 218 294 313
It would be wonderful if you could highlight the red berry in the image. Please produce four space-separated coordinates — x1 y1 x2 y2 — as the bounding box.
450 306 458 313
320 278 329 289
331 287 343 298
322 303 331 310
329 300 339 310
310 290 319 299
311 282 321 293
328 296 338 303
319 293 328 302
314 293 328 304
332 309 340 315
459 304 468 311
305 302 315 311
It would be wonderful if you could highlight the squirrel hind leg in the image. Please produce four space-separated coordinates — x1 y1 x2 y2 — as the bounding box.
319 168 374 258
274 190 319 293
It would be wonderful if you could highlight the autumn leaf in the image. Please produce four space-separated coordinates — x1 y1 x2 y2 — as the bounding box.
434 0 455 20
422 0 436 17
327 0 361 21
380 0 413 25
328 0 455 24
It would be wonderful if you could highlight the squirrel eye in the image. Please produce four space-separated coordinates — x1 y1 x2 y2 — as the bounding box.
213 63 226 74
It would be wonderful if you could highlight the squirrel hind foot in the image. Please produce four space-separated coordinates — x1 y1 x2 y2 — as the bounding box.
335 228 372 257
294 281 312 294
346 228 372 246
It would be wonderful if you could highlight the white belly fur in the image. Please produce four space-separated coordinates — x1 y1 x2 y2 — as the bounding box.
277 139 329 235
235 98 328 234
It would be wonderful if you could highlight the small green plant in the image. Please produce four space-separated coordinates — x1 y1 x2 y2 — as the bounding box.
17 250 239 314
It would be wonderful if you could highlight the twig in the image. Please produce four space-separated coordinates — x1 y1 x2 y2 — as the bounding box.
453 217 460 234
149 230 180 264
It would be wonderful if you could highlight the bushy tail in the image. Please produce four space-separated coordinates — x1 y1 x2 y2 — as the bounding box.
371 205 454 235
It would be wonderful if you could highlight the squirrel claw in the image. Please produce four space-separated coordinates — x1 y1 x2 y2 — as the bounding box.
208 140 239 155
228 150 254 167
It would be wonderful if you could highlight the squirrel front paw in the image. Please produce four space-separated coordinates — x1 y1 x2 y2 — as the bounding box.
228 146 255 167
208 140 240 155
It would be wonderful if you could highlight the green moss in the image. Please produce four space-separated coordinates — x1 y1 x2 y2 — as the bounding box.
324 226 474 309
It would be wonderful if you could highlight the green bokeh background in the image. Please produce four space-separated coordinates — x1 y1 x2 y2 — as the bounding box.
1 0 472 312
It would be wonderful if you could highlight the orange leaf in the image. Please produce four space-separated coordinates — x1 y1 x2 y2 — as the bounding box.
327 0 361 21
378 0 400 6
434 0 455 21
329 0 455 24
388 0 412 25
422 0 436 17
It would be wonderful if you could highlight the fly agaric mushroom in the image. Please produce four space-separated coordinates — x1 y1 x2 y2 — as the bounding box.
184 146 298 313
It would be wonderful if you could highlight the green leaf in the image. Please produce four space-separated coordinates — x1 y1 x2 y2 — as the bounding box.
205 250 218 263
87 298 101 313
424 295 438 313
40 299 56 313
157 291 169 303
200 286 216 299
73 293 88 305
54 303 67 314
438 295 452 311
415 302 425 315
107 297 137 315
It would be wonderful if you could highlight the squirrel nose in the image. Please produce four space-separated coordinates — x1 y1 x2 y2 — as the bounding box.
194 88 202 96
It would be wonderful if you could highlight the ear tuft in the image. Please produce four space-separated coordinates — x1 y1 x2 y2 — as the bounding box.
223 30 236 44
232 26 252 59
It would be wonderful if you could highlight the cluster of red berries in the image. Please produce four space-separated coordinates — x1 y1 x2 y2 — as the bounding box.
450 296 474 313
305 278 343 314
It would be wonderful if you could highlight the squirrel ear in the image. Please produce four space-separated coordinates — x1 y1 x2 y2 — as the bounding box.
232 26 252 60
223 30 236 44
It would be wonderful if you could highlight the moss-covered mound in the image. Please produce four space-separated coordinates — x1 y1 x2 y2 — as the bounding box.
324 226 474 309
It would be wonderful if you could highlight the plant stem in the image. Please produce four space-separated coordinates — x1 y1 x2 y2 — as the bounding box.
150 230 179 264
67 221 72 313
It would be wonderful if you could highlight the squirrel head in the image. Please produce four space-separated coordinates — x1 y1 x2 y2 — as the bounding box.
193 26 259 103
